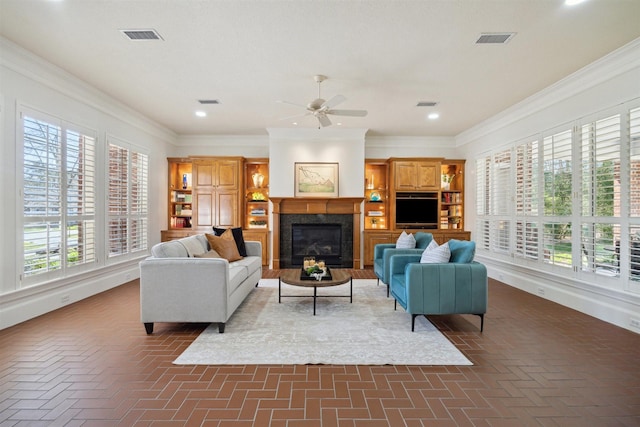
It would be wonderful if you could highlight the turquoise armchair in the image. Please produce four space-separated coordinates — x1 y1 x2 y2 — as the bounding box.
389 254 487 332
373 232 433 297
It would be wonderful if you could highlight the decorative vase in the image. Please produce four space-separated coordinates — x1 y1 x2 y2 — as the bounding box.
442 182 450 191
182 174 188 189
252 172 264 188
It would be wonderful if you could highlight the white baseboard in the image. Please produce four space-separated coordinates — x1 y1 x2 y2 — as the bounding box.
0 263 140 330
477 255 640 335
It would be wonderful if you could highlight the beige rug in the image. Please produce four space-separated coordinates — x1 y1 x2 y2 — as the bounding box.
174 279 472 365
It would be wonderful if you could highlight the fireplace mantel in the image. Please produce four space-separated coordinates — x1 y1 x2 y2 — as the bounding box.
271 197 363 269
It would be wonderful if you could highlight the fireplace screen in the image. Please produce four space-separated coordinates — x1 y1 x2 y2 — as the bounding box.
291 223 342 266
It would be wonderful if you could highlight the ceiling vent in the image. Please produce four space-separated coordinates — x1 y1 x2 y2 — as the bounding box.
416 101 438 107
198 100 220 105
120 29 163 41
475 32 516 44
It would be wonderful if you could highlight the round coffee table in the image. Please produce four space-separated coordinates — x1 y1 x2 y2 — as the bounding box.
278 269 352 315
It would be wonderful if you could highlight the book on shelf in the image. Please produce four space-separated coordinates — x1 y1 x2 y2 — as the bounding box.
367 211 384 217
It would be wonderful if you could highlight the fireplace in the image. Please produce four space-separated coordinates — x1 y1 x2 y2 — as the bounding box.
280 215 352 268
292 223 342 266
270 197 363 269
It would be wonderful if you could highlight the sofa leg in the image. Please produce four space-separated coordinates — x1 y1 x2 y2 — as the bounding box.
477 314 484 332
255 282 259 287
144 322 154 335
218 323 226 333
386 284 390 298
394 299 397 311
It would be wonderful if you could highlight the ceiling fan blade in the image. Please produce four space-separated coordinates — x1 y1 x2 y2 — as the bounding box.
326 109 368 117
321 94 346 109
276 100 307 109
317 114 332 127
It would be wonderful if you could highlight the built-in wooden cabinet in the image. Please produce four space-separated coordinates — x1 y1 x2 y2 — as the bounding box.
192 158 241 229
440 160 465 230
243 158 270 266
362 157 469 267
364 160 389 230
167 158 193 230
392 160 440 191
244 158 269 230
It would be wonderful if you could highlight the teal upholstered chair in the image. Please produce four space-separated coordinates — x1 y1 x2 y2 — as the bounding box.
388 243 487 332
373 232 433 297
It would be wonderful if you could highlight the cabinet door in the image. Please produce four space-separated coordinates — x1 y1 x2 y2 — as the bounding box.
217 160 239 189
363 232 395 266
193 160 215 227
195 191 214 227
216 190 239 228
394 162 418 190
416 162 439 190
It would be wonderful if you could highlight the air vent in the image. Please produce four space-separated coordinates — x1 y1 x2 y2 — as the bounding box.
198 100 220 105
120 29 163 41
475 32 516 44
416 101 438 107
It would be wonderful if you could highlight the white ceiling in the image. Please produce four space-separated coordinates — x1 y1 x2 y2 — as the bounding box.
1 0 639 137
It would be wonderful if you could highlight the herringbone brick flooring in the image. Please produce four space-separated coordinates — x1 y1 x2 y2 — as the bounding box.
1 269 639 426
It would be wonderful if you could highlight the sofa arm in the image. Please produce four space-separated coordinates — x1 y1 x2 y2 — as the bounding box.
389 254 422 276
404 262 488 315
374 243 396 261
244 241 262 258
139 257 231 322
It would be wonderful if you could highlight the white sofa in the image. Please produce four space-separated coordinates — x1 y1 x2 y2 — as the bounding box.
139 234 262 334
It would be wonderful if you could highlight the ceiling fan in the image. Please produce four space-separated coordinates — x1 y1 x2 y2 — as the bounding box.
278 75 368 128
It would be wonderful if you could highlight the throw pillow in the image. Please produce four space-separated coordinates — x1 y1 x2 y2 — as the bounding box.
396 231 416 249
448 239 476 263
420 241 451 263
205 233 243 262
213 227 247 257
194 249 222 259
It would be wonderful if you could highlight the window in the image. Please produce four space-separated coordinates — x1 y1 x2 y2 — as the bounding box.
580 114 621 276
22 113 96 284
107 140 149 259
543 129 573 268
475 100 640 292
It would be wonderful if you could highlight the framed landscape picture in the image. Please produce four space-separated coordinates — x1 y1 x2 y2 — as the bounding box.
294 162 339 197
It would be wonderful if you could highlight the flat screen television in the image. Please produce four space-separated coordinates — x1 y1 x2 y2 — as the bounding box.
395 192 439 229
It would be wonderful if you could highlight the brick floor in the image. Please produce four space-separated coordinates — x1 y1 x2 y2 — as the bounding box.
1 269 639 426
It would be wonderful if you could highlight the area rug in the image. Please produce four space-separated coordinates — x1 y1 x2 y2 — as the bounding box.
173 279 472 365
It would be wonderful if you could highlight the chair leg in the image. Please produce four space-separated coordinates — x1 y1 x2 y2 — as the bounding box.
386 284 390 298
218 323 226 333
394 299 397 311
411 314 418 332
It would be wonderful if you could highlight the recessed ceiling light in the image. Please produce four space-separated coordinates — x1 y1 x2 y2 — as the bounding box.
428 113 440 120
195 111 207 118
565 0 587 5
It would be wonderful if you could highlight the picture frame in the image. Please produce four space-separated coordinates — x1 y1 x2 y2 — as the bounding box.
294 162 339 197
